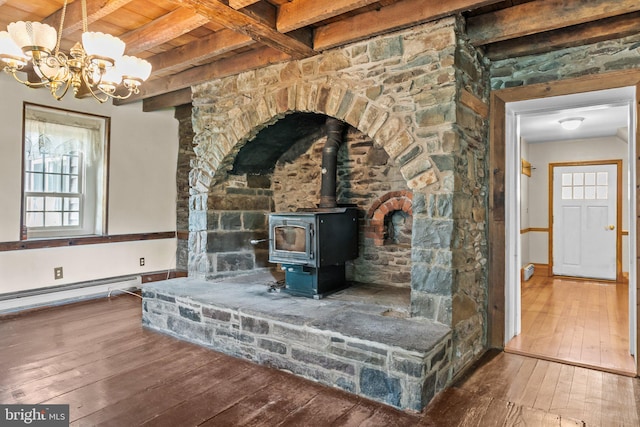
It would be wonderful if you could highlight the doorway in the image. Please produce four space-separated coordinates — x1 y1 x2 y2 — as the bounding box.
489 81 638 376
551 161 621 281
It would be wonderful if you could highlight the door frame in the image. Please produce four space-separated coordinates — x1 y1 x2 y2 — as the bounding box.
549 160 623 282
488 69 640 375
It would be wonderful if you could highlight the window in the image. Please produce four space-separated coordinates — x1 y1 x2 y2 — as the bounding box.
22 104 109 239
561 171 609 201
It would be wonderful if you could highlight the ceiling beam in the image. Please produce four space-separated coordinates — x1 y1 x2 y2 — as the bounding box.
229 0 259 9
142 88 193 112
43 0 135 36
117 46 290 104
314 0 501 50
167 0 316 59
467 0 640 46
277 0 383 33
120 7 210 55
485 11 640 60
149 29 255 77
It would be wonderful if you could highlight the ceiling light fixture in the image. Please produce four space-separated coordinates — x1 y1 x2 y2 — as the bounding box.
0 0 151 103
559 117 584 130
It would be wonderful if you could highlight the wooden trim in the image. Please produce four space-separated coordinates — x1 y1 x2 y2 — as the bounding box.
548 160 623 282
141 270 188 283
460 89 489 119
622 230 629 236
488 68 640 364
521 158 532 177
532 263 550 277
0 231 177 252
176 230 190 240
520 227 549 234
488 90 506 348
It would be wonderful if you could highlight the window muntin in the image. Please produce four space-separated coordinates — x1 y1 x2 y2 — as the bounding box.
22 104 108 239
561 171 609 201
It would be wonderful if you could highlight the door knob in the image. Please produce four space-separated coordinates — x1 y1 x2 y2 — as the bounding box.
608 224 615 230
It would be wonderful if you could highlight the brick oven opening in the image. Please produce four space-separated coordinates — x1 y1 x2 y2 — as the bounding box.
384 210 412 246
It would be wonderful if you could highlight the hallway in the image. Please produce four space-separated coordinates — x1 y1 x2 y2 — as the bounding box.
505 275 636 376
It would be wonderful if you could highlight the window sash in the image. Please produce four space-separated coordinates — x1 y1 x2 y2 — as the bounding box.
24 191 84 229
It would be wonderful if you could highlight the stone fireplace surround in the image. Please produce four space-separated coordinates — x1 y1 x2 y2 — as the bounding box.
148 16 489 411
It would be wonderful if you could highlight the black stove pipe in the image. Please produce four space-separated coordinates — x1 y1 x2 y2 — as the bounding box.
319 117 345 208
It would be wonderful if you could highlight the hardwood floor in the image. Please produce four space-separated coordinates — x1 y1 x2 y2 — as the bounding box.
423 350 640 426
1 294 639 426
506 275 636 376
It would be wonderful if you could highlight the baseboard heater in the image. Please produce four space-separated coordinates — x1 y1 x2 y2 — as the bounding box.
523 263 535 281
0 275 141 315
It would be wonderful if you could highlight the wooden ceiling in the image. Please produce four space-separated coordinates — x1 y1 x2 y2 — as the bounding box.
1 0 638 110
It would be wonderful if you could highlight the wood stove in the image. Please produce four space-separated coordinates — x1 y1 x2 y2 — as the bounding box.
268 207 358 298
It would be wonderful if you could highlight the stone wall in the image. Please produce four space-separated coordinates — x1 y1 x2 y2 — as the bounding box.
175 104 196 271
143 278 453 411
449 18 490 373
187 16 489 380
272 127 412 287
491 33 640 89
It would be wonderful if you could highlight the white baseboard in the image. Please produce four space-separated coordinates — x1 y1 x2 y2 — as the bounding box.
0 276 141 315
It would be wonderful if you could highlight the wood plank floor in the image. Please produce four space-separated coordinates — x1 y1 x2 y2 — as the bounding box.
1 295 639 426
505 275 636 376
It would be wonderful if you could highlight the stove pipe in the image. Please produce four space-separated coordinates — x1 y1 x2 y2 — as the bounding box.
319 117 345 208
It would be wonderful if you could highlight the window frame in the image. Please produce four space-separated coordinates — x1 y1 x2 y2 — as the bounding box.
21 103 110 240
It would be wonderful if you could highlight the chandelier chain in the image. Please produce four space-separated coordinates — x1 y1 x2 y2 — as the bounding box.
56 0 68 57
81 0 88 34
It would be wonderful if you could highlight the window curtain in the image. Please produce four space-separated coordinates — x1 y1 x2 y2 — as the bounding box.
24 107 102 165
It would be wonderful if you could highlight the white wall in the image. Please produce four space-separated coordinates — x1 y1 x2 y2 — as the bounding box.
0 72 179 294
520 138 530 266
525 136 629 270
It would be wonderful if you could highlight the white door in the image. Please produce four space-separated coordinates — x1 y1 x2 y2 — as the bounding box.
552 164 617 280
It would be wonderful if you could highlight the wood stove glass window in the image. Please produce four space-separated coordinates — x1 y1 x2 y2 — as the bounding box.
274 225 306 253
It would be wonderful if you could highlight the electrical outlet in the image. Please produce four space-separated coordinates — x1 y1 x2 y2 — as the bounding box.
54 267 63 280
139 257 145 266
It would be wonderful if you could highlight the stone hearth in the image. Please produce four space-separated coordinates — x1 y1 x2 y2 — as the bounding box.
142 273 452 411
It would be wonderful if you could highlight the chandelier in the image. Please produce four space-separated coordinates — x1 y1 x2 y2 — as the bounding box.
0 0 151 103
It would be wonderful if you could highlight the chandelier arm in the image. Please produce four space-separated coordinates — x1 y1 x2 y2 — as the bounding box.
5 68 50 88
49 76 73 101
98 89 135 101
84 84 111 103
80 66 110 103
32 53 70 84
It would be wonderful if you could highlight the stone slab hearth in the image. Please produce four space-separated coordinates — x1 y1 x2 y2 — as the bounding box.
142 273 452 411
